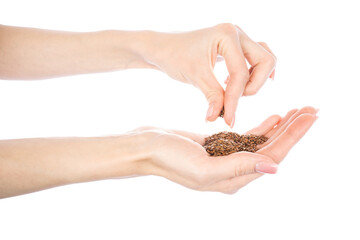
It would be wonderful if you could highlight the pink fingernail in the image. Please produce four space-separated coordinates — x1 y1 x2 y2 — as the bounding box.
224 76 230 85
256 162 278 174
270 69 275 80
206 104 214 122
230 115 235 128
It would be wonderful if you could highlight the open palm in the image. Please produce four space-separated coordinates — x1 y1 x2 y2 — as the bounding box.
131 106 317 194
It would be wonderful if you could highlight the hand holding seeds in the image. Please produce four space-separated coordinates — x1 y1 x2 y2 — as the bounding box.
0 24 309 198
143 23 276 127
131 106 317 194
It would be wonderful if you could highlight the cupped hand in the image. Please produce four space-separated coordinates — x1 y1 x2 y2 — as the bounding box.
145 23 276 127
130 106 317 194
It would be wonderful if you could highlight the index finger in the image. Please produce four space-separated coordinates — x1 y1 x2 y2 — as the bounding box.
218 27 249 127
235 26 276 96
258 113 317 164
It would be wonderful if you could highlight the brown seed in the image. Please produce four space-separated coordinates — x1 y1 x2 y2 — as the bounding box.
203 131 268 156
219 107 225 118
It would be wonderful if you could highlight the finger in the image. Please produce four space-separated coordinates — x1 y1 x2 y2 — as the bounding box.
243 42 276 96
258 113 317 164
258 42 276 57
210 109 312 193
234 27 276 96
258 42 276 80
218 26 250 127
265 108 298 138
209 111 317 194
224 75 230 85
207 152 277 183
244 114 281 135
198 72 225 122
249 66 254 75
269 69 275 80
216 56 224 62
262 107 318 148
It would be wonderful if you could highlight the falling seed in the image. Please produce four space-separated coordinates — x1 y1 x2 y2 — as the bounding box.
219 107 225 118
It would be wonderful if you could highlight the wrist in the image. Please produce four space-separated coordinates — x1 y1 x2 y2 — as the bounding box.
127 30 167 70
93 133 152 180
108 30 159 70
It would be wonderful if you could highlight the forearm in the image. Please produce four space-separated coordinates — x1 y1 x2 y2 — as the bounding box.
0 133 151 198
0 25 156 79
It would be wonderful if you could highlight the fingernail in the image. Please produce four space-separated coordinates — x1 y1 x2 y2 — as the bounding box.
256 162 278 174
206 104 214 122
230 115 235 128
270 69 275 80
224 76 230 84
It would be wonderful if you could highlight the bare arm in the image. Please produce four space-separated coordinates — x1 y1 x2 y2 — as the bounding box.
0 24 276 126
0 107 316 198
0 24 154 79
0 133 152 198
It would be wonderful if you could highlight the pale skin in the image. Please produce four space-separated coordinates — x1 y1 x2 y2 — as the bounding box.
0 24 315 199
0 107 317 198
0 23 276 126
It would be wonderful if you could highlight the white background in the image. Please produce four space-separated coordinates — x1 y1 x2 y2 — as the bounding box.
0 0 359 239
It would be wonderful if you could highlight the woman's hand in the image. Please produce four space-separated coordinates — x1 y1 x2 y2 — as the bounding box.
143 23 277 127
0 24 275 128
132 106 317 194
0 107 316 198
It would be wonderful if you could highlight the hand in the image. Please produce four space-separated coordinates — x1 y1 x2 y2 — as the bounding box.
0 24 275 128
143 23 277 127
131 106 317 194
0 107 316 198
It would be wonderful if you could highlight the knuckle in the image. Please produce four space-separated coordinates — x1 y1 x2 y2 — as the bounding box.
271 55 277 65
228 71 249 84
299 106 317 115
264 149 280 164
258 41 268 47
237 70 250 80
264 54 277 67
195 174 210 187
224 91 236 98
234 165 253 177
259 42 277 63
133 126 156 132
244 87 259 96
272 54 278 63
205 89 224 102
192 167 211 187
218 23 237 35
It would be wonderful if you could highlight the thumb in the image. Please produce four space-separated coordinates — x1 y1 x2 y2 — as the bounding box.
200 73 224 122
210 152 278 181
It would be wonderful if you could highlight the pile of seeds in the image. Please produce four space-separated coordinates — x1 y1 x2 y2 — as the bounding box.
203 131 268 156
